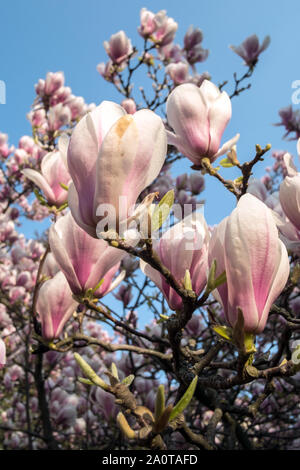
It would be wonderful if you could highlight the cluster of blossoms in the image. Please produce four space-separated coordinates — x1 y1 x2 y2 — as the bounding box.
0 73 97 225
29 71 96 136
97 8 211 92
0 7 299 452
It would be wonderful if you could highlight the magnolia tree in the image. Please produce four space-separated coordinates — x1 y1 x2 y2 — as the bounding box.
0 8 300 451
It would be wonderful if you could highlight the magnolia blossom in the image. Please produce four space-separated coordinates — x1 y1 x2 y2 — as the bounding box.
138 8 177 47
185 44 209 65
50 86 72 106
36 271 78 340
140 213 209 311
138 8 165 38
183 26 209 64
279 147 300 231
68 96 86 120
48 103 72 131
114 284 133 307
44 72 65 95
158 43 182 63
209 194 289 334
22 136 71 207
96 60 116 82
67 100 167 238
0 133 13 158
184 26 204 51
151 11 178 47
121 98 137 114
269 149 300 254
230 34 270 67
189 173 205 195
275 106 300 140
104 31 133 64
49 212 125 297
166 62 189 85
0 338 6 369
166 80 239 165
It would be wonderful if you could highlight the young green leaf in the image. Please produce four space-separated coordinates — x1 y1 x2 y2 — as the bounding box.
220 157 234 168
183 269 192 291
155 384 165 422
206 259 217 292
111 362 119 380
169 376 198 422
154 404 173 434
59 182 69 191
74 353 110 391
213 325 232 341
214 271 227 289
92 277 104 293
122 374 135 386
78 377 94 386
151 189 174 232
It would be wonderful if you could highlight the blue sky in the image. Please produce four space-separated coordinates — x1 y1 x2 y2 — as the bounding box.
1 0 300 236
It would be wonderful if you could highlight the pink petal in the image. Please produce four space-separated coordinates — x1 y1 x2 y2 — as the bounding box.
68 101 125 226
22 169 55 204
36 272 78 340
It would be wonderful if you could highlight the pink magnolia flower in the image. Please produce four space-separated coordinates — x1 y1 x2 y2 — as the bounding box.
16 271 32 288
104 31 133 65
27 108 46 127
183 26 209 64
94 387 117 421
138 8 165 38
114 284 132 307
140 213 209 311
185 44 209 65
96 61 116 82
0 133 13 158
279 147 300 231
19 136 35 154
22 135 71 207
67 101 167 238
230 34 270 67
209 194 290 334
184 26 204 51
275 106 300 140
36 271 78 340
48 103 71 131
185 314 204 337
158 43 183 63
49 211 125 297
271 150 300 254
35 78 45 96
166 62 189 85
49 86 72 106
166 80 239 165
44 71 65 95
67 96 86 120
151 11 178 47
9 286 26 303
121 98 136 114
189 173 205 195
0 338 6 369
